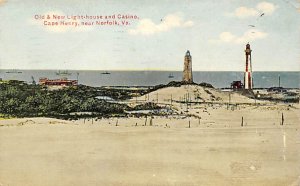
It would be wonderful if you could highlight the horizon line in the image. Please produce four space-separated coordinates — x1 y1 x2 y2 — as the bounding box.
0 69 299 72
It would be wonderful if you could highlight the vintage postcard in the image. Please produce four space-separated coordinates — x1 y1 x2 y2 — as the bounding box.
0 0 299 185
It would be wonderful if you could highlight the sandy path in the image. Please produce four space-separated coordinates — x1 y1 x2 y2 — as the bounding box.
0 118 299 186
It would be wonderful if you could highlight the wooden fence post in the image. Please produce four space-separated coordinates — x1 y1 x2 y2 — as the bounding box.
241 116 243 127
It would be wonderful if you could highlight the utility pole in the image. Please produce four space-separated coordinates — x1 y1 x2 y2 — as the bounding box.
227 92 231 110
135 88 138 103
186 95 189 113
150 116 153 126
180 96 182 108
241 116 243 127
76 72 79 84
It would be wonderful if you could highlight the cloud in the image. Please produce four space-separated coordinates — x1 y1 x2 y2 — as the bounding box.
235 29 268 43
211 29 268 44
183 20 194 27
232 2 277 18
219 32 237 42
0 0 6 5
234 7 259 18
29 11 92 33
256 2 276 14
128 13 194 36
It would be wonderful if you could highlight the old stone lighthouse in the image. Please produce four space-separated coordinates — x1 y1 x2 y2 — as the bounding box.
182 50 193 83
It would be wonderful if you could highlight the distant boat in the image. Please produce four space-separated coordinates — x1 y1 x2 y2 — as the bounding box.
6 69 22 74
168 73 174 78
56 70 72 76
101 71 111 75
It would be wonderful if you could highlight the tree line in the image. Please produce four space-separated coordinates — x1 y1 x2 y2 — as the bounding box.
0 81 130 118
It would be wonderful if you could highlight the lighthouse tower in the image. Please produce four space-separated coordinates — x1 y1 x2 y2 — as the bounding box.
182 50 193 83
244 43 253 89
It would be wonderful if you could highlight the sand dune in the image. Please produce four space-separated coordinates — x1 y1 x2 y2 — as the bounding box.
0 102 299 186
0 84 299 186
131 85 268 106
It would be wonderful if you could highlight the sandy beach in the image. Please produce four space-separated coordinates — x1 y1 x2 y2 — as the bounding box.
0 101 299 186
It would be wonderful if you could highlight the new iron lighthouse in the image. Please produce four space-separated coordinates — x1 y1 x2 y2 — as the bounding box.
244 43 253 89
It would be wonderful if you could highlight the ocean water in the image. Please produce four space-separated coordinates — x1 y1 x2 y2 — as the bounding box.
0 70 299 88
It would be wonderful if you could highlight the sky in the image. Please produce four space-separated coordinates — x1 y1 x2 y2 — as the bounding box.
0 0 299 71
